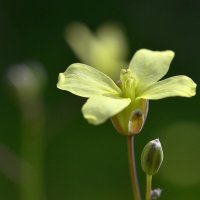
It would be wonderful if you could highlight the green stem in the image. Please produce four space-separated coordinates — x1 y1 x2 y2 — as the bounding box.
146 174 152 200
127 135 141 200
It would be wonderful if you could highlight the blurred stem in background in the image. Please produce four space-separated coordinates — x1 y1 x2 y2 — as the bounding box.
0 144 20 184
20 99 45 200
7 62 47 200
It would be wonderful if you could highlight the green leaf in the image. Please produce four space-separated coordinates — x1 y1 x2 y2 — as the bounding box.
57 63 121 98
129 49 174 92
82 96 131 125
137 75 196 99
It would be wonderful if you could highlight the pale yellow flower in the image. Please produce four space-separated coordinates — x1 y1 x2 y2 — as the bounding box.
57 49 196 135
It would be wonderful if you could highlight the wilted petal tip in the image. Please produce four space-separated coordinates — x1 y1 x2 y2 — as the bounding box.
166 50 175 58
183 76 197 97
57 73 66 90
82 113 100 125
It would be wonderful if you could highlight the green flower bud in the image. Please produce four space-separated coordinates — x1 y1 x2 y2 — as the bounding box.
141 139 163 175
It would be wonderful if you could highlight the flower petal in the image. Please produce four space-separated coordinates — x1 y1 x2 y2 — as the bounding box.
96 23 128 59
57 63 121 97
65 22 127 80
82 96 131 125
129 49 175 91
65 22 95 64
137 75 196 100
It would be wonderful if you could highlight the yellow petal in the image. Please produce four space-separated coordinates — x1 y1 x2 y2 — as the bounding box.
57 63 121 98
138 75 196 100
129 49 174 92
82 96 131 125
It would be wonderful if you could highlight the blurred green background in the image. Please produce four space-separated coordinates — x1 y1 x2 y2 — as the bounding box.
0 0 200 199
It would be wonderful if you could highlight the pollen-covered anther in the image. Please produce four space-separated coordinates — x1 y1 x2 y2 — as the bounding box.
120 69 133 80
120 69 135 98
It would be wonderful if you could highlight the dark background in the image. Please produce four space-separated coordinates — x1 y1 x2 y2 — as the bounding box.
0 0 200 199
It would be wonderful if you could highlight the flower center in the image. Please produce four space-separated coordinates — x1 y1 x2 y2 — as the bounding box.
120 69 135 100
111 69 149 136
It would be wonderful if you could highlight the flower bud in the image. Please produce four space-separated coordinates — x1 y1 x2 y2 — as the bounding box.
128 109 145 135
141 139 163 175
111 99 149 136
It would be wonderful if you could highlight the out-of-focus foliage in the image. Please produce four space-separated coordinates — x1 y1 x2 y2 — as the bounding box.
65 22 129 80
159 122 200 186
7 62 47 101
7 62 46 200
